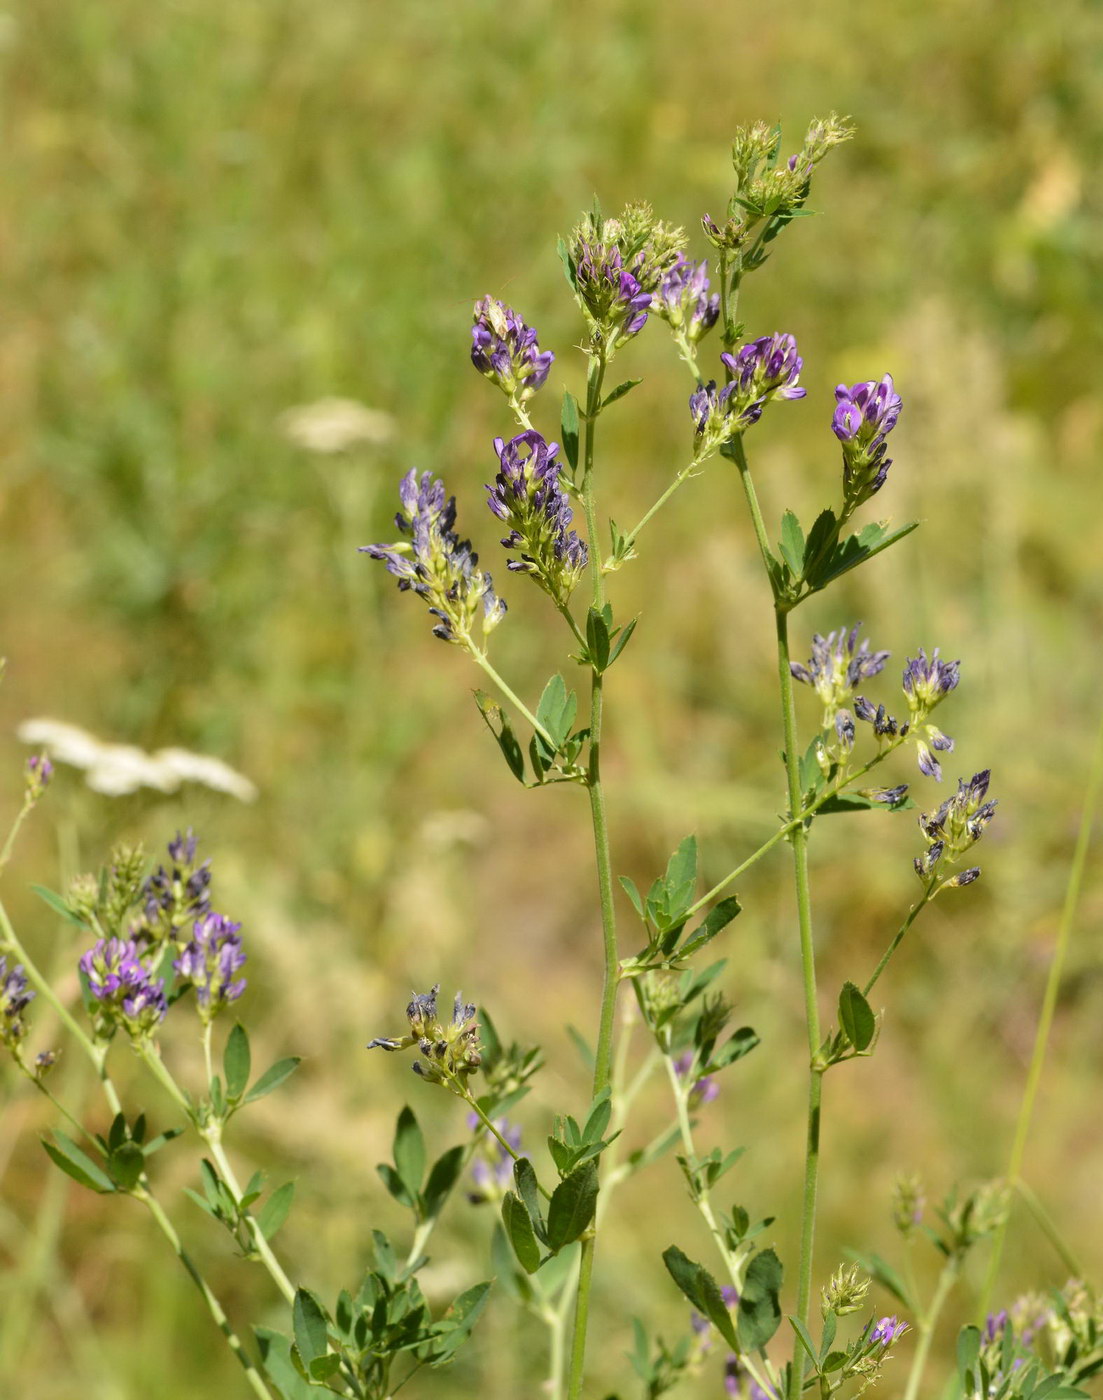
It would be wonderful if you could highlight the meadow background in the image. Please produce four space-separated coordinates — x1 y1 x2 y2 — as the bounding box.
1 0 1102 1395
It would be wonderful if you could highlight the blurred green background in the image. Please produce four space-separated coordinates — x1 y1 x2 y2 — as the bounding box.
1 0 1102 1395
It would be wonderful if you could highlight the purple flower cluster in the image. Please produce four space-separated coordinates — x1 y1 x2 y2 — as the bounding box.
79 937 167 1035
174 913 247 1022
656 257 719 344
0 955 34 1047
470 297 555 405
486 431 587 603
902 648 961 779
791 625 890 717
690 333 805 450
833 375 902 509
915 769 996 886
25 754 53 800
868 1316 908 1347
362 469 506 646
574 241 652 344
139 829 212 939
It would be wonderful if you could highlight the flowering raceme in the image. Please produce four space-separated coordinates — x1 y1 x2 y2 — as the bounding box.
174 913 247 1022
470 297 555 408
690 333 805 453
486 431 587 605
79 937 167 1036
0 956 33 1047
656 257 720 344
362 469 506 648
833 374 902 512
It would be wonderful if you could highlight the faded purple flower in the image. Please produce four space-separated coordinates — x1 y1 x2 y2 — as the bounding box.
903 649 961 779
466 1112 524 1205
174 913 247 1021
790 625 890 718
121 979 168 1034
833 374 902 508
0 955 34 1046
470 297 555 405
486 431 587 603
575 241 652 342
915 771 996 886
139 829 212 941
656 257 720 343
362 470 506 646
673 1050 719 1109
25 754 53 800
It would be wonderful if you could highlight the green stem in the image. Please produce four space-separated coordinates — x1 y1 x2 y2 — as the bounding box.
775 604 822 1400
471 651 556 749
566 347 622 1400
978 702 1103 1317
204 1129 298 1305
0 796 35 875
902 1260 959 1400
664 1057 780 1399
862 889 935 996
462 1090 552 1202
137 1186 276 1400
733 435 779 582
1013 1178 1083 1278
605 461 699 570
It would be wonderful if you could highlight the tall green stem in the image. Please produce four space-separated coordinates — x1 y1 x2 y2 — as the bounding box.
566 348 621 1400
902 1260 959 1400
978 703 1103 1316
138 1186 276 1400
775 605 823 1400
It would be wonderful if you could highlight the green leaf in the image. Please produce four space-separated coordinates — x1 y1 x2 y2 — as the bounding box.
474 692 526 784
546 1162 599 1250
565 1024 595 1072
838 982 876 1052
619 876 644 919
107 1142 145 1191
223 1023 251 1101
606 616 638 668
778 510 805 579
848 1251 914 1309
308 1354 342 1382
557 236 578 294
601 378 642 410
43 1133 115 1194
957 1325 981 1389
582 1089 612 1144
802 508 838 574
561 390 580 471
501 1192 541 1274
737 1249 783 1350
703 1026 760 1072
30 884 87 928
678 897 741 959
244 1057 301 1104
257 1182 296 1241
662 1247 738 1351
423 1144 465 1222
816 792 914 815
789 1315 819 1368
142 1128 183 1157
254 1327 316 1400
513 1158 543 1230
586 607 611 672
815 520 920 588
292 1288 329 1366
536 674 577 750
393 1106 426 1201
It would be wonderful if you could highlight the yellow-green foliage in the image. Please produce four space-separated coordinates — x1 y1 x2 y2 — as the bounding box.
1 0 1101 1395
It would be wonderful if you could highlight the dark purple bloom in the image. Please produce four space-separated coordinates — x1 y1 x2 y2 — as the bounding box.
673 1051 720 1108
720 333 806 421
574 241 652 343
0 955 34 1045
984 1311 1009 1345
902 649 960 708
486 432 588 602
174 913 247 1020
470 296 555 404
121 979 168 1033
362 470 506 646
139 830 212 941
916 772 996 886
657 257 720 343
864 784 909 805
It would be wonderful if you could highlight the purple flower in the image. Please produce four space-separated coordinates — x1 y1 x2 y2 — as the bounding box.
692 333 806 451
673 1050 719 1109
0 955 34 1046
985 1311 1009 1345
79 937 166 1036
869 1316 908 1346
174 913 247 1021
486 431 588 603
833 374 902 509
25 754 53 799
466 1112 524 1204
574 240 652 344
139 829 212 941
902 648 960 709
656 257 720 343
362 470 507 646
915 771 996 886
790 625 890 715
470 297 555 405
